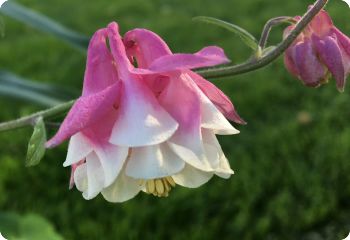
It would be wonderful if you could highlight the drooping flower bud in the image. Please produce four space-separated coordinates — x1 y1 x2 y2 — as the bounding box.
284 9 350 92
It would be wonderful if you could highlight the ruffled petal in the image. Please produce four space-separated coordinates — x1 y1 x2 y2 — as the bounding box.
293 41 326 87
189 72 245 124
148 46 230 72
172 164 213 188
126 143 185 179
102 169 141 203
82 28 119 96
157 73 215 171
312 34 345 91
124 28 172 68
184 75 239 136
109 75 178 147
94 144 129 187
46 82 121 148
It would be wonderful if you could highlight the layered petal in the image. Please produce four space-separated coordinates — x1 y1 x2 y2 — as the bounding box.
46 82 122 147
124 28 172 68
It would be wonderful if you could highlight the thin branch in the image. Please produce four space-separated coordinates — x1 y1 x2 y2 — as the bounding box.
196 0 329 78
0 100 74 132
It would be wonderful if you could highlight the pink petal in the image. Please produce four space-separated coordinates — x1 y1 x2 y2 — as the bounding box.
312 34 345 91
160 73 217 171
284 47 300 77
46 82 122 148
107 22 134 77
109 74 178 147
148 46 230 72
309 9 333 37
332 28 350 58
82 28 119 96
123 28 172 68
189 72 246 124
293 41 326 87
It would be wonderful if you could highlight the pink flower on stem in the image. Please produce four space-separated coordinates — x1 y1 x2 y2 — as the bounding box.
284 9 350 92
46 22 244 202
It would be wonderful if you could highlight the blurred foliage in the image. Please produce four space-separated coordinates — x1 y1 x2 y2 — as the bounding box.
1 0 350 239
0 212 63 240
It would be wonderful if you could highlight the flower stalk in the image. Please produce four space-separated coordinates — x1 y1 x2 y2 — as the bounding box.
0 0 328 133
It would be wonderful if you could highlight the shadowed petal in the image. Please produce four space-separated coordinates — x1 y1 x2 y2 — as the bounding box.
126 143 185 179
293 41 326 87
172 164 213 188
312 34 345 91
102 168 141 203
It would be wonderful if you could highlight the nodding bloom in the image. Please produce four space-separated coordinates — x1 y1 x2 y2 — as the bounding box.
284 9 350 92
46 22 245 202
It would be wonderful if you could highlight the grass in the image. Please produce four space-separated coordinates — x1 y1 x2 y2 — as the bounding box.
0 0 350 239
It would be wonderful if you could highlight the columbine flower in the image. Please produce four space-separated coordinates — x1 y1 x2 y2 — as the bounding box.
46 22 244 202
284 9 350 92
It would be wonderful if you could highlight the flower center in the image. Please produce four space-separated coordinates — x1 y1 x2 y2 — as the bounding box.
140 177 176 197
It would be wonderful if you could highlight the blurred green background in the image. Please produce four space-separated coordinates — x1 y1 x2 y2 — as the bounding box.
0 0 350 239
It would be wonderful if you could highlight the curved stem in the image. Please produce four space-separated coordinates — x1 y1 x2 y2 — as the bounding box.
0 100 74 132
197 0 328 78
258 16 294 49
0 0 328 133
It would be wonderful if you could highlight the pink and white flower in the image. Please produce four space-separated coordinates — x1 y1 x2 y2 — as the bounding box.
47 22 245 202
284 9 350 92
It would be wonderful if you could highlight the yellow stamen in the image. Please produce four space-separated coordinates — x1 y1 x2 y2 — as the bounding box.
142 177 176 197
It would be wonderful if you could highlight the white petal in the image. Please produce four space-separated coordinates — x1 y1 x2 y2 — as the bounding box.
102 169 141 203
183 74 239 135
109 77 178 147
83 153 105 200
64 132 92 167
168 129 220 172
74 163 88 193
126 143 185 179
172 164 213 188
202 129 234 179
94 144 129 187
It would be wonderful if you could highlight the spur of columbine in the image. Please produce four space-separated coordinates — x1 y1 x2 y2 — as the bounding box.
284 8 350 92
46 22 245 202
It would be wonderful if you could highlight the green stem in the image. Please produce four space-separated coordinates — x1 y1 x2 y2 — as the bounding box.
196 0 328 78
0 0 328 133
0 100 74 132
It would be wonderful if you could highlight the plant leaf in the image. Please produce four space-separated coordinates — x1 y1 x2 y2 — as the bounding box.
0 71 77 107
193 16 258 50
26 117 47 167
0 1 89 51
0 212 63 240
